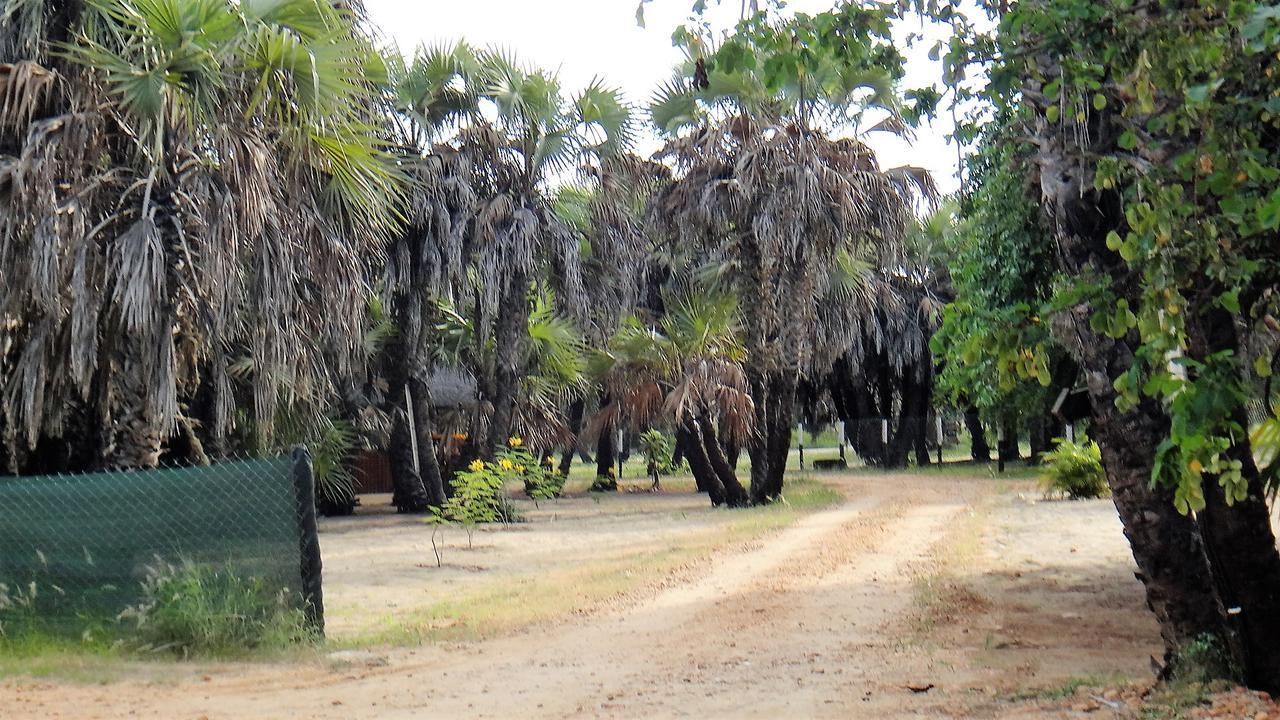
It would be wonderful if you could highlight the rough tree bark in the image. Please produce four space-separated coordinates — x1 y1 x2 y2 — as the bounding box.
681 417 726 506
748 373 795 504
593 426 617 491
1190 315 1280 692
700 416 747 507
387 377 433 513
558 398 587 477
485 270 528 458
408 375 447 508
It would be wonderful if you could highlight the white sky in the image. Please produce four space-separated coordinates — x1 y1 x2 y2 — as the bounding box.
364 0 964 195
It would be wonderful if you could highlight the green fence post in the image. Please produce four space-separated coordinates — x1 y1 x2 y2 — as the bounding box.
291 446 325 638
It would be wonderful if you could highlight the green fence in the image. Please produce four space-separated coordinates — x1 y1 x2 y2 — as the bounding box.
0 450 323 635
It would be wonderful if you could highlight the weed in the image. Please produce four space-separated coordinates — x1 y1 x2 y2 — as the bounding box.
120 561 314 658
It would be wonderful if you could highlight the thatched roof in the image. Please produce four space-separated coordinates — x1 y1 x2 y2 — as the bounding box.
429 367 478 409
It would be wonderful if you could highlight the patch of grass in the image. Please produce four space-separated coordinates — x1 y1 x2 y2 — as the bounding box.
121 562 315 658
1138 680 1232 719
338 475 844 648
1008 673 1132 702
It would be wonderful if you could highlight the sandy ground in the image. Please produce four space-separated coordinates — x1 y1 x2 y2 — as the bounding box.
2 470 1166 719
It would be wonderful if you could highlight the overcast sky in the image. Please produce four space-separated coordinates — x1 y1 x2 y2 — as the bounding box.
364 0 964 195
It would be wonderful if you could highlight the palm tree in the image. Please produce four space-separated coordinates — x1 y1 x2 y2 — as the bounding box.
647 9 930 502
597 288 753 506
389 42 635 460
1 0 401 471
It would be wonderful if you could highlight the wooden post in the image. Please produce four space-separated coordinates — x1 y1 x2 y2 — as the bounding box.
797 423 805 469
837 420 846 462
935 414 944 465
616 426 624 481
1066 423 1076 443
291 446 325 637
996 424 1006 474
404 384 420 473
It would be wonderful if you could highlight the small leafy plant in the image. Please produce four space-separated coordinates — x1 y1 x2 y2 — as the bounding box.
502 438 564 505
639 429 675 489
1040 437 1108 500
434 440 530 550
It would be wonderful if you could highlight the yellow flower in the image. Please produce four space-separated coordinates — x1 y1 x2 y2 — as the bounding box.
515 465 526 474
499 458 514 471
508 437 523 448
544 455 555 465
468 459 485 472
552 468 561 476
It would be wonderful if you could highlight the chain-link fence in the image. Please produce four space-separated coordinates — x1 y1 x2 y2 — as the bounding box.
0 449 322 634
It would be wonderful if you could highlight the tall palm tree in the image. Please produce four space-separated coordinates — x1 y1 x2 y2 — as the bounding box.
647 9 930 502
0 0 401 471
391 42 635 460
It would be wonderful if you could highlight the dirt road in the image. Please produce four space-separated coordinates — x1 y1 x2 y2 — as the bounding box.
2 472 1161 718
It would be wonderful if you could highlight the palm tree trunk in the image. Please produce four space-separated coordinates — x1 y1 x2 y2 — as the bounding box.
558 398 586 476
700 416 747 507
486 270 528 458
387 380 432 513
748 372 795 504
675 424 705 493
593 426 617 490
408 376 447 508
681 417 725 506
106 342 165 470
720 424 741 472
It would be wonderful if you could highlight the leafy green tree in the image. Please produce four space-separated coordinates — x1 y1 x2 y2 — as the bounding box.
931 123 1068 463
920 0 1280 690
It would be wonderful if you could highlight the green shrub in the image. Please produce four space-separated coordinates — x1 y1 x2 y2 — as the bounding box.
1170 633 1239 685
1040 437 1108 499
640 429 679 475
122 561 312 657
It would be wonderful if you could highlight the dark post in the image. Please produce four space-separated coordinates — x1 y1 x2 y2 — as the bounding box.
798 423 805 470
291 446 325 637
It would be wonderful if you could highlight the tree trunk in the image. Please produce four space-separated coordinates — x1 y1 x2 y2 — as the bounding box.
700 416 747 507
1198 443 1280 693
997 416 1020 465
720 425 741 472
747 373 795 504
593 426 617 491
485 271 528 458
558 398 586 477
1054 307 1230 672
408 376 447 508
387 378 432 513
106 342 165 470
681 417 725 506
675 425 704 492
963 403 990 462
1191 308 1280 692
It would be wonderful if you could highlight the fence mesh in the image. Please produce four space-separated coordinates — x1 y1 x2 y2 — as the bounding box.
0 455 307 628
